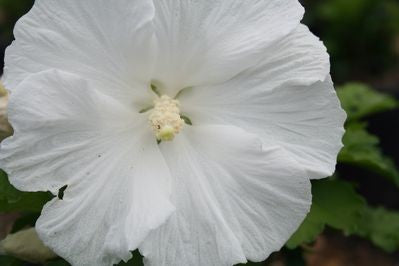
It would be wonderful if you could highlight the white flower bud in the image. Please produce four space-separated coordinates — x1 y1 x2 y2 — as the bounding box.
0 82 12 141
0 228 57 263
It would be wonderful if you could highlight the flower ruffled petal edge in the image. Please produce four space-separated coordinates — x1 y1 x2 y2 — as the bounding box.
180 24 346 179
140 125 311 266
151 0 304 96
3 0 156 108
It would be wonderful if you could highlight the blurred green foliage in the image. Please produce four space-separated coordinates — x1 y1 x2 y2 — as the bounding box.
356 207 399 253
337 83 398 121
0 170 52 212
0 256 23 266
287 179 366 249
337 83 399 185
303 0 399 83
339 122 399 186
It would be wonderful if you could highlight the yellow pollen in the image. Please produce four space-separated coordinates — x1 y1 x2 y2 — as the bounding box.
149 95 184 141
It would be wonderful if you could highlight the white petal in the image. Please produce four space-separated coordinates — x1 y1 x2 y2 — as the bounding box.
152 0 304 95
180 25 346 179
140 125 311 266
0 70 174 266
3 0 155 106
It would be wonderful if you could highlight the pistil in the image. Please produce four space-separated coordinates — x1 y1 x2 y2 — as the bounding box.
148 95 184 141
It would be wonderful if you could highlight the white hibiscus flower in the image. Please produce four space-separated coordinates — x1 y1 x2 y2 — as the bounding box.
0 0 346 265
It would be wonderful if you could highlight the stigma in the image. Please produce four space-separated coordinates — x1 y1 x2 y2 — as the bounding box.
149 95 184 142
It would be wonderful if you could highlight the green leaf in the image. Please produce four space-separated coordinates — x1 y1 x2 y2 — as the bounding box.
355 207 399 253
286 179 366 248
0 170 52 212
337 83 398 121
338 123 399 186
0 256 24 266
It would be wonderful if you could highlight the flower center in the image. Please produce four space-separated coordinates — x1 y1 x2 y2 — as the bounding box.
148 95 184 142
